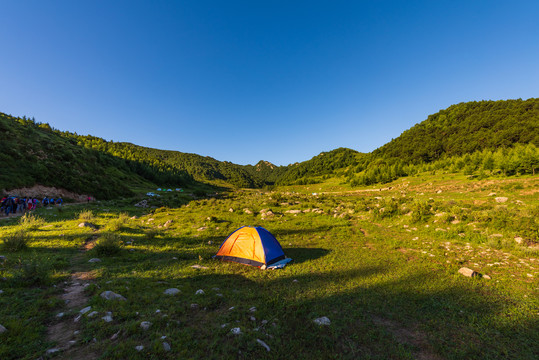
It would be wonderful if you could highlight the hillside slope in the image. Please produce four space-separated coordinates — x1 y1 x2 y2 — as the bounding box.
0 113 193 199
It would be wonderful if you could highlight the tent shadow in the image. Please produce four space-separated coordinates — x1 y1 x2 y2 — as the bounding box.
284 247 330 264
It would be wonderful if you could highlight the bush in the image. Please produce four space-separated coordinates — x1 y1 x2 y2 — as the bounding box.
19 213 45 230
106 212 129 231
2 229 30 252
78 209 94 221
410 200 432 223
12 257 50 286
145 228 161 240
94 233 122 256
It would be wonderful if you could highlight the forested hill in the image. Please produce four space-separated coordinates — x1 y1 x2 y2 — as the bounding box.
0 113 193 199
371 98 539 164
68 136 283 188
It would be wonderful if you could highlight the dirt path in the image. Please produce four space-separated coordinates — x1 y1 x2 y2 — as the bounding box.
45 245 99 359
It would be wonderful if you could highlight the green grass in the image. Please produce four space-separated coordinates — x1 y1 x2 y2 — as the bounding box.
0 175 538 359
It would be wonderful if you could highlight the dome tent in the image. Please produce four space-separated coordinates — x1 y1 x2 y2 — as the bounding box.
214 226 286 268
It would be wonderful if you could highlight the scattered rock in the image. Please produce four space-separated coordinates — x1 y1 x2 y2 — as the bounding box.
80 306 92 314
191 264 209 270
458 267 478 278
489 234 503 238
110 330 120 340
257 339 271 352
102 315 113 322
164 220 173 228
46 348 61 355
164 288 181 295
250 316 256 321
130 216 138 220
78 222 96 229
515 237 523 244
495 197 508 203
140 321 152 331
100 291 126 301
56 312 64 318
231 327 241 335
285 210 302 214
249 306 256 312
0 324 7 333
196 289 205 295
197 227 207 231
73 314 82 323
483 274 492 280
229 208 234 212
488 192 496 196
313 316 331 326
163 342 171 351
135 345 144 351
243 208 253 214
87 311 98 318
88 258 101 263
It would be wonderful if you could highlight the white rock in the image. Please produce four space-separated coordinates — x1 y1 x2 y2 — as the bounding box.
0 290 3 294
56 312 64 318
515 237 523 244
87 311 98 318
164 288 180 295
0 324 6 333
231 327 241 335
458 267 478 277
46 348 60 355
100 291 126 301
250 316 256 321
249 306 256 312
161 335 167 340
195 289 205 295
191 264 209 270
256 338 271 352
88 258 101 263
140 321 152 330
313 316 331 326
74 314 82 323
110 330 120 339
495 197 508 203
162 342 171 351
135 345 144 351
80 306 92 314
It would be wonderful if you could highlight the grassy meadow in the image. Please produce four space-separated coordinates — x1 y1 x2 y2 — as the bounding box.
0 174 538 359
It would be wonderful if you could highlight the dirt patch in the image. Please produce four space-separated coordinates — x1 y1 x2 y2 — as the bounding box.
83 235 99 251
372 315 444 360
1 184 89 202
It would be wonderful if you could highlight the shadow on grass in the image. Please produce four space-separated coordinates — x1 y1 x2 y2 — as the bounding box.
283 247 330 264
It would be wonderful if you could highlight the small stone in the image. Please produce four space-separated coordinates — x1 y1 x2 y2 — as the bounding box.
87 311 98 318
56 312 64 318
221 323 228 328
256 338 271 352
458 267 478 278
110 330 120 340
0 290 3 294
100 291 126 301
80 306 92 314
46 348 60 355
250 316 256 321
249 306 256 312
88 258 101 263
140 321 152 330
73 330 80 335
483 275 492 280
229 208 234 212
74 314 82 323
155 309 161 313
135 345 144 351
164 288 180 295
231 327 241 335
191 265 209 270
102 315 113 323
163 342 171 351
515 237 523 244
292 279 298 283
228 306 235 311
313 316 331 326
172 257 178 260
0 324 7 333
196 289 205 295
161 335 167 340
495 197 508 203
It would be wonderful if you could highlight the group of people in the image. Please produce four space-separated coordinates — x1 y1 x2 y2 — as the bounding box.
0 196 63 216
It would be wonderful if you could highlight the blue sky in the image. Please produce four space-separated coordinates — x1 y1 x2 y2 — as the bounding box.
1 1 538 165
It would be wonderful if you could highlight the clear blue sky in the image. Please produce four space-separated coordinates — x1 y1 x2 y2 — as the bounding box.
1 1 538 165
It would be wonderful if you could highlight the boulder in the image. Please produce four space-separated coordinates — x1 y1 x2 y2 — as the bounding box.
163 288 181 295
313 316 331 326
100 291 126 301
458 267 478 278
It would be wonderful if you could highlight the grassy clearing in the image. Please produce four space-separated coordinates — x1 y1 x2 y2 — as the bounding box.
0 176 538 359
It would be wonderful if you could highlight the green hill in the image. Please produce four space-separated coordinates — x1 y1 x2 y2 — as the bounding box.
0 113 193 199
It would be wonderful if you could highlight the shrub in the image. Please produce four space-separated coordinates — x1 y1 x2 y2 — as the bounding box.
19 213 45 230
78 209 94 221
410 200 432 223
2 229 30 252
145 228 161 240
94 233 122 256
12 257 50 286
106 212 129 231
